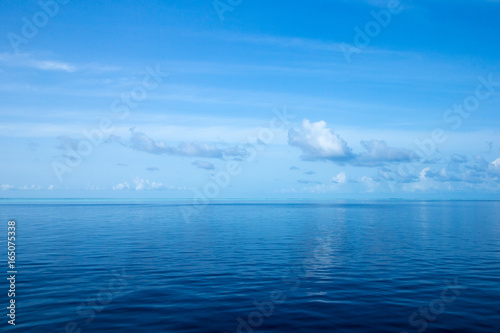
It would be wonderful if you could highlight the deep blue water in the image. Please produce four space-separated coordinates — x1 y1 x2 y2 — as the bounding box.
1 200 500 332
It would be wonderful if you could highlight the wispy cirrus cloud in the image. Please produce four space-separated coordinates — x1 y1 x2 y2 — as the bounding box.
32 60 76 72
0 53 121 73
205 31 406 57
0 53 77 72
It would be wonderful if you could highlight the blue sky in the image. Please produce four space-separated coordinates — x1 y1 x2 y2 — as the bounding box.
1 0 500 199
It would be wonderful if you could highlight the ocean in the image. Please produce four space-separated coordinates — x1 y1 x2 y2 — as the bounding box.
1 200 499 332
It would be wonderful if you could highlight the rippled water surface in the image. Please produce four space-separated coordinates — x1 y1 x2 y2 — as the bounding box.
1 200 499 332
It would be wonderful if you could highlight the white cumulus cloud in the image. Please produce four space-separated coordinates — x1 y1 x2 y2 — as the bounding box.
288 119 353 162
332 172 347 184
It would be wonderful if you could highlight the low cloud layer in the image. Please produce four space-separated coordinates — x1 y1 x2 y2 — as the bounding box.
289 119 419 166
112 178 192 191
129 129 247 159
192 160 215 170
355 140 418 166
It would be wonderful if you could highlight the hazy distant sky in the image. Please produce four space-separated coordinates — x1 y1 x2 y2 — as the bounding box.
1 0 500 199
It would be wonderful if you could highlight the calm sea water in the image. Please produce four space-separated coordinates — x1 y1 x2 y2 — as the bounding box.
1 200 499 332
